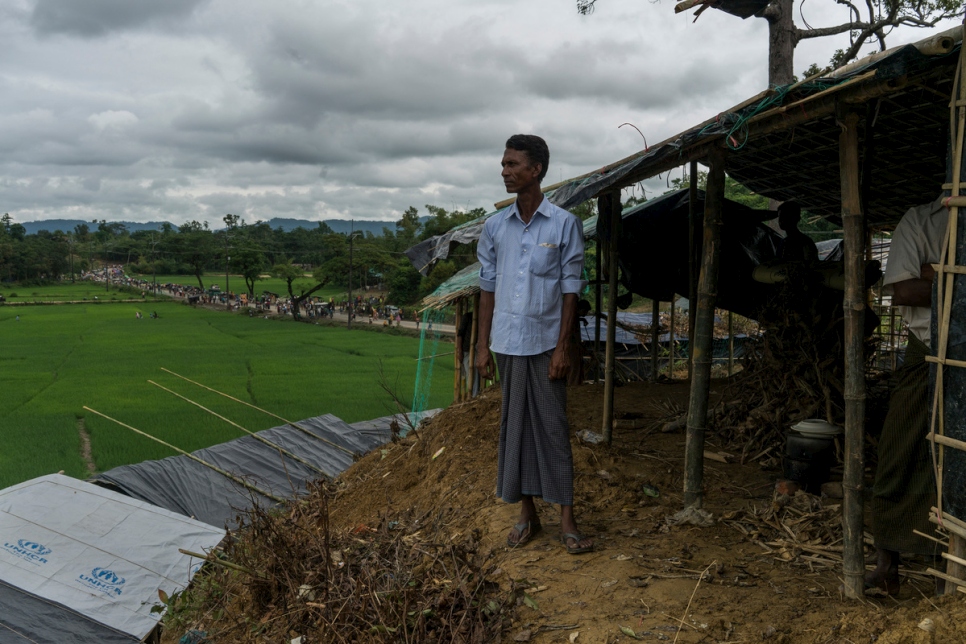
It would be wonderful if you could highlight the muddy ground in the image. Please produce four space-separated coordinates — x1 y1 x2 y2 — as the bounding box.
325 379 966 644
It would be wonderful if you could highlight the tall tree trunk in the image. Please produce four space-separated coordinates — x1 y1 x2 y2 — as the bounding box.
764 0 796 87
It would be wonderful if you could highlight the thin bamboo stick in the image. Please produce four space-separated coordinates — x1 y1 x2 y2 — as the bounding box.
913 529 948 546
148 380 329 478
925 567 966 591
838 106 866 600
160 368 356 456
179 549 265 579
927 432 966 453
83 406 286 503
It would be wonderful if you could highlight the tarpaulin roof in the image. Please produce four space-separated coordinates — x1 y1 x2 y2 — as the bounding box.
0 474 224 643
406 26 960 278
92 412 435 529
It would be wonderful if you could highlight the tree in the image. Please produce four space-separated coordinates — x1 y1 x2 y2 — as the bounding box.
175 221 215 289
234 247 265 298
577 0 962 86
272 258 329 320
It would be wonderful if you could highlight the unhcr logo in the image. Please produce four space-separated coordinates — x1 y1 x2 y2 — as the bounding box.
2 539 51 565
78 567 126 597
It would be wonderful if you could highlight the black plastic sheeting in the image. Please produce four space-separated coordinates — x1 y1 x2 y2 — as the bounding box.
92 413 417 529
0 579 137 644
600 189 782 320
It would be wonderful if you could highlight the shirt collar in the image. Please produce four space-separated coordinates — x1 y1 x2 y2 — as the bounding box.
504 196 552 222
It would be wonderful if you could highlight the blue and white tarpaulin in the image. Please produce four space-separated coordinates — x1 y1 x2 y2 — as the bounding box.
0 474 224 642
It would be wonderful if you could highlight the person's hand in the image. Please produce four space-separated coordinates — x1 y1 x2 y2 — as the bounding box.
549 345 570 380
477 347 495 379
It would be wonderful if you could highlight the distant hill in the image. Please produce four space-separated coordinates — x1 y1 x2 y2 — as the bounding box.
19 217 405 237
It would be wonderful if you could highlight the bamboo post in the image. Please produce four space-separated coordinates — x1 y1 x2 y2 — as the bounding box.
159 368 356 456
669 297 676 380
838 105 867 600
689 160 700 378
595 238 603 384
469 291 480 397
148 380 330 478
651 299 660 382
728 310 734 377
683 147 725 508
947 535 966 595
83 406 287 503
601 192 620 444
454 299 463 402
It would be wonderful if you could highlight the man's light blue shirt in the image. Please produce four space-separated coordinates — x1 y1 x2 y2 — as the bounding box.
478 197 586 356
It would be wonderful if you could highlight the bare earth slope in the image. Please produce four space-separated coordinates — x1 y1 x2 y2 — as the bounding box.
327 380 966 643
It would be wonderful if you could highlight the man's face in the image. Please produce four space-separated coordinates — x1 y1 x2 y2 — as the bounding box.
501 148 541 194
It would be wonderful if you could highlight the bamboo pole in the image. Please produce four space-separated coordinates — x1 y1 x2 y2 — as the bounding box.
689 160 700 378
601 192 620 444
946 535 966 595
595 238 602 384
454 298 463 402
728 310 734 376
160 368 356 456
651 299 660 382
83 406 287 503
669 297 676 380
683 147 724 508
148 380 329 478
838 105 867 600
469 291 480 397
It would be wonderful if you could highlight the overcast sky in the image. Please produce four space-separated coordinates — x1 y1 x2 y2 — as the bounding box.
0 0 958 228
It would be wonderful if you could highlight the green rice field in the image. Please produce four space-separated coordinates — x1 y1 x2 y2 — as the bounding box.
0 282 156 303
0 299 454 489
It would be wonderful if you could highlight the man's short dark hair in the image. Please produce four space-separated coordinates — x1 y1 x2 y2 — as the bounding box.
506 134 549 182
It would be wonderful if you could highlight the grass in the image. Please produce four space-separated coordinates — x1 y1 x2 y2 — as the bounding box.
0 281 152 303
0 301 455 489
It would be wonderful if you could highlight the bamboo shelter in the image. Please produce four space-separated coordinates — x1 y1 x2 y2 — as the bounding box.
406 24 965 598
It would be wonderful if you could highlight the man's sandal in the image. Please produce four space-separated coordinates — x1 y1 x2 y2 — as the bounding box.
507 521 541 548
560 532 593 554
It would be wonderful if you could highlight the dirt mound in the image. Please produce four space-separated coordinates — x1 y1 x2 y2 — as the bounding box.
166 380 966 643
329 380 966 643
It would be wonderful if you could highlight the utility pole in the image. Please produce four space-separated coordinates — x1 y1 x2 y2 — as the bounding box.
347 222 356 330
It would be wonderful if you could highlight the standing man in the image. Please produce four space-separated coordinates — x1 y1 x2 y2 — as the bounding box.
476 134 593 554
866 195 945 594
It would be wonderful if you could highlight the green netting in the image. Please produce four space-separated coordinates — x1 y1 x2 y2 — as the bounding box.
411 307 449 424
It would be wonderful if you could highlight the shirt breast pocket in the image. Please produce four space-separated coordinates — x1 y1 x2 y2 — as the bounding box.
531 244 560 278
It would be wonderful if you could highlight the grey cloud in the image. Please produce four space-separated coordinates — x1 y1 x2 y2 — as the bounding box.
31 0 208 37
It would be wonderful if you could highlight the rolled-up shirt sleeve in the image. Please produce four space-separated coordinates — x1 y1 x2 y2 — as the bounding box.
559 214 586 295
478 219 497 292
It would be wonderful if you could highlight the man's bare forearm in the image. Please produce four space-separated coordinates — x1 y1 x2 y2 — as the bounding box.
556 293 578 351
892 278 932 307
476 291 495 352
